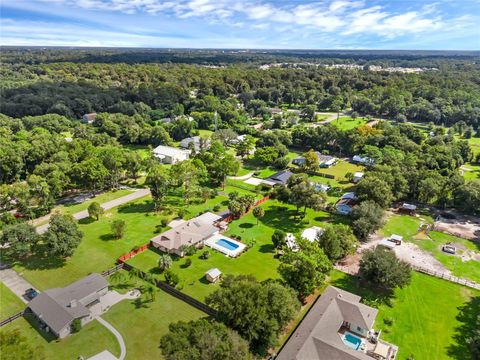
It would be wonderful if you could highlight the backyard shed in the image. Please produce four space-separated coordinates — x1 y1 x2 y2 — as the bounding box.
205 268 222 283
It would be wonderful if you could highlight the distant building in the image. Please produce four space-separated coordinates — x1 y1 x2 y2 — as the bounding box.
301 226 324 242
153 145 190 164
82 113 97 124
353 172 364 183
269 108 283 116
352 155 375 166
399 203 417 215
28 274 108 338
292 152 337 168
276 286 398 360
266 170 294 186
336 193 358 215
180 136 210 152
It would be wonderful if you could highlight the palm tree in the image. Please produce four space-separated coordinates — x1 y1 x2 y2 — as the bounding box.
158 254 172 271
144 285 156 302
109 270 125 285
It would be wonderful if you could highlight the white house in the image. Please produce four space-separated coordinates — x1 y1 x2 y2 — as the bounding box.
353 172 364 183
286 233 299 252
180 136 210 152
153 145 190 164
301 226 324 242
205 268 222 283
352 155 375 166
82 113 97 124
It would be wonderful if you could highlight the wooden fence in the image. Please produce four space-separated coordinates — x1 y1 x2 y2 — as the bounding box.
411 265 480 290
101 263 125 276
0 310 25 327
122 263 217 317
118 243 150 263
223 195 270 223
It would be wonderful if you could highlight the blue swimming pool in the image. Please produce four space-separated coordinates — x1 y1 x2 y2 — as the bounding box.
343 332 362 350
215 239 239 251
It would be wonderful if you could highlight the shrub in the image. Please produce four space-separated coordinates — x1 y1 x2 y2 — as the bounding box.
160 217 170 227
164 269 180 287
71 319 82 333
200 250 210 259
383 317 394 326
184 258 192 267
213 204 221 212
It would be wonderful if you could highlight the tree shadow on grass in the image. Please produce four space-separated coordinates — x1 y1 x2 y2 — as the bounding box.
329 272 394 307
259 244 275 253
260 206 304 233
117 200 154 214
99 233 117 241
239 222 254 229
447 295 480 360
78 217 95 225
24 313 57 343
6 245 66 271
132 297 151 309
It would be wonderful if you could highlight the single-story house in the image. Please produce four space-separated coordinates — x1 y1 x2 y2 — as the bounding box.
180 136 209 152
205 268 222 283
269 108 283 115
313 182 330 192
28 273 108 338
352 155 375 166
292 152 337 168
82 113 97 124
301 226 324 242
388 234 403 245
267 170 294 186
399 203 417 215
353 172 364 183
377 239 397 250
153 145 190 164
276 286 398 360
150 212 223 256
336 193 357 215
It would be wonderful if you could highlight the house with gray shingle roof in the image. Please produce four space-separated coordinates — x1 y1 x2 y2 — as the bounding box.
276 286 398 360
28 273 108 338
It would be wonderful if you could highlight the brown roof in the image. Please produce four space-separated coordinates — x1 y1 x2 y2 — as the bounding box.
151 216 218 250
276 286 378 360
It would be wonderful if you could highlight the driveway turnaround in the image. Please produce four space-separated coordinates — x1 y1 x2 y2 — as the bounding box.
0 268 38 304
36 188 151 234
96 317 126 360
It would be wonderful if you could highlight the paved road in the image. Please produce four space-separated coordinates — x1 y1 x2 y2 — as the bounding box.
96 317 126 360
0 268 38 303
36 188 150 234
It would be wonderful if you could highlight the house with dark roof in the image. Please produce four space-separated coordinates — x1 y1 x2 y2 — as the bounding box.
336 192 358 215
266 170 294 186
27 273 108 338
276 286 398 360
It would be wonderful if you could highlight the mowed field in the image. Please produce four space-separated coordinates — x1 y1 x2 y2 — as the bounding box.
330 271 479 360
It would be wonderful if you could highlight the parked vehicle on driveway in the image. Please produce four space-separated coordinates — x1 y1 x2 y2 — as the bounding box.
24 288 39 300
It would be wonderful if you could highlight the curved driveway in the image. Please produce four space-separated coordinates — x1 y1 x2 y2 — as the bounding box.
96 317 126 360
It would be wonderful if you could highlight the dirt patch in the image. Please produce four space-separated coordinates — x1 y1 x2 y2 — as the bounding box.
393 242 450 274
434 212 480 241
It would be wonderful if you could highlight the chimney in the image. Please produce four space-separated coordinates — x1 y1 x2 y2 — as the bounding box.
69 299 78 308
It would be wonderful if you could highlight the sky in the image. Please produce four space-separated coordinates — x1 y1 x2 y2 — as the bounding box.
1 0 479 50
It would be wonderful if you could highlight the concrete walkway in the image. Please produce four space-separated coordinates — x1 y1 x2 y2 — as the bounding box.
0 268 38 303
227 172 254 180
36 188 151 234
96 317 127 360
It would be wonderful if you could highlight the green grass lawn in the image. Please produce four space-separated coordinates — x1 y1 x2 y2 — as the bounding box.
128 198 346 301
329 270 479 360
0 315 120 359
0 283 25 319
331 116 368 130
461 162 480 182
381 213 433 241
416 231 480 283
104 272 206 360
60 188 135 216
11 191 231 290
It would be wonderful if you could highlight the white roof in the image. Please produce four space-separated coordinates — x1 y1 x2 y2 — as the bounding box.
341 192 357 200
195 212 222 224
286 233 299 252
402 203 417 210
301 227 324 242
389 234 403 241
374 342 390 358
206 268 221 278
378 239 396 249
153 145 190 157
353 172 364 177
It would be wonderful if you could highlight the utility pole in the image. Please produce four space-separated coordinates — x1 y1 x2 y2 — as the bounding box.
214 111 218 131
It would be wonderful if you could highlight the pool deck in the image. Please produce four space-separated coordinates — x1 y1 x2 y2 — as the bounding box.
204 234 246 257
